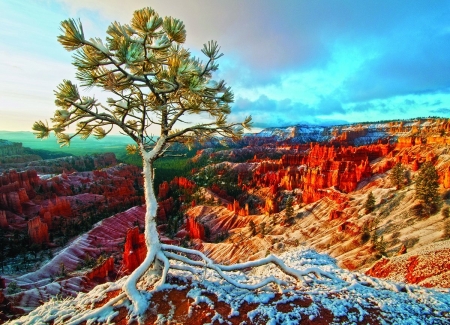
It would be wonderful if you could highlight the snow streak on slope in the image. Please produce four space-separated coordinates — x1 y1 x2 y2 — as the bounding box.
3 206 145 312
8 248 450 325
257 125 332 142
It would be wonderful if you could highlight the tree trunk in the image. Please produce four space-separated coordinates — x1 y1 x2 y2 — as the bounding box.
123 148 161 315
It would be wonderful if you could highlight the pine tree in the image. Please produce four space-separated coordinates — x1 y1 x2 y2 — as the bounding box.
364 192 376 214
284 196 294 224
31 8 333 320
390 162 407 189
415 161 440 216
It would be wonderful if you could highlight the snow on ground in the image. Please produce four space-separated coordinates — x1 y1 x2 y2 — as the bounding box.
7 247 450 325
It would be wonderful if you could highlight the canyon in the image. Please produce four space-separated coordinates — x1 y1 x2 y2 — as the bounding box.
2 117 450 324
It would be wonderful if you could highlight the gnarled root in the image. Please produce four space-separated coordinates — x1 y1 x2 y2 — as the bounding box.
160 244 340 290
63 246 340 325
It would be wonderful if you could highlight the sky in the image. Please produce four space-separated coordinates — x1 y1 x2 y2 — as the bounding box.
1 0 450 132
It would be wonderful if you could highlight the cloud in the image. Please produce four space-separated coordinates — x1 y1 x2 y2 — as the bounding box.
231 95 348 128
430 108 450 116
49 1 450 100
3 0 450 132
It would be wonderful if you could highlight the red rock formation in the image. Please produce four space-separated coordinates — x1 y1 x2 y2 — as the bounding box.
6 191 22 213
0 210 7 228
441 166 450 189
28 217 49 244
264 197 279 214
397 244 407 255
39 196 72 217
332 128 368 144
427 136 450 145
329 209 344 220
85 257 115 280
17 188 29 202
209 184 234 202
337 221 360 236
0 170 39 194
123 227 147 273
171 176 195 191
281 154 305 167
426 152 436 162
157 197 174 222
186 216 205 240
227 200 249 216
158 181 170 199
396 137 416 148
42 211 52 228
411 160 419 172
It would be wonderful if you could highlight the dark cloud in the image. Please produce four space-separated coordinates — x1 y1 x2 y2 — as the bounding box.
347 102 376 113
57 0 450 124
431 108 450 116
65 0 450 92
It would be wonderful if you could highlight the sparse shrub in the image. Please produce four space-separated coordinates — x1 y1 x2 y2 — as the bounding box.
248 220 257 236
260 222 266 236
443 220 450 239
361 229 371 244
361 218 378 244
442 190 450 200
204 225 211 241
6 281 21 295
341 238 361 254
77 254 96 270
215 231 229 243
372 232 386 258
403 236 420 248
390 231 401 245
442 207 450 219
58 262 67 277
271 214 276 225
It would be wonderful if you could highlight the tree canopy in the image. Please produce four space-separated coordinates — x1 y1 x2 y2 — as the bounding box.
33 7 251 154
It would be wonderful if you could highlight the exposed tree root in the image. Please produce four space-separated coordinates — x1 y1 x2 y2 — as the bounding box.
61 245 343 325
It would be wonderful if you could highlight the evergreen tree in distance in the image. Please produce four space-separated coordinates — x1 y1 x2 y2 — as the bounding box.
284 195 294 224
32 8 334 322
415 161 440 216
389 162 407 190
364 192 376 214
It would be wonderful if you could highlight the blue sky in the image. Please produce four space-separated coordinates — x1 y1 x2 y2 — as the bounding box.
1 0 450 132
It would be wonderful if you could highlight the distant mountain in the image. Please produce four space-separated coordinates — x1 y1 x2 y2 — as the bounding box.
0 131 133 156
